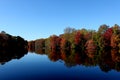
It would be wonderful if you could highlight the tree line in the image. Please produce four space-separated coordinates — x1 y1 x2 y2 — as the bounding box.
0 31 28 51
28 24 120 53
28 24 120 72
0 31 28 65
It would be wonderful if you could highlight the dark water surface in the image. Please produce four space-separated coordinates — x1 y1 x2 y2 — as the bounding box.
0 52 120 80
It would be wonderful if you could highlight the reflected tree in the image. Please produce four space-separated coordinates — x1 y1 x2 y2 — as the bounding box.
28 24 120 72
0 32 28 65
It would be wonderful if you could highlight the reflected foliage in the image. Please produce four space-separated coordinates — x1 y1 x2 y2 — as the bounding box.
29 42 120 73
28 24 120 73
30 48 120 73
0 31 28 65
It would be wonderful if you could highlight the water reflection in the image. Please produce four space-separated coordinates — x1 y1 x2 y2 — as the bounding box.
0 48 28 65
30 48 120 73
0 32 28 65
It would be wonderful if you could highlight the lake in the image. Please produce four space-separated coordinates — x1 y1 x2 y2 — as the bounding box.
0 52 120 80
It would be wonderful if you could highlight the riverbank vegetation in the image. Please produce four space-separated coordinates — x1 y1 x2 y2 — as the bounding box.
28 24 120 53
28 24 120 72
0 31 28 65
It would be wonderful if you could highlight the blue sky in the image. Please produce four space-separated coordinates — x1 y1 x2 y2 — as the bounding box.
0 0 120 40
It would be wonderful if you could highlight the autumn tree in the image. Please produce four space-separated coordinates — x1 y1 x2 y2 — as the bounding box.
112 24 120 35
98 24 109 34
28 24 120 54
50 35 61 50
28 41 35 52
35 39 45 53
59 27 75 50
95 25 109 49
102 27 113 48
111 24 120 49
74 31 85 50
60 38 71 50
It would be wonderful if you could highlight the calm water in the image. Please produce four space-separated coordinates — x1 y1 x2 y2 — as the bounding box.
0 52 120 80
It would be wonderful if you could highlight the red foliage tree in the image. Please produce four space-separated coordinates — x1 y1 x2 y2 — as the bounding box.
75 31 82 45
103 28 113 47
50 35 61 50
74 31 85 50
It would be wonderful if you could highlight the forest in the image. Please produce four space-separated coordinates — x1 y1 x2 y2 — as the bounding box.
28 24 120 72
0 24 120 71
28 24 120 52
